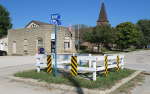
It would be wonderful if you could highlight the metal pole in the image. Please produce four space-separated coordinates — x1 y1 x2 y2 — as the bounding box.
78 24 80 53
54 24 57 76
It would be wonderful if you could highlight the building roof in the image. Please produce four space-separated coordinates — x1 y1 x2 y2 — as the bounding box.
97 2 109 25
25 20 51 28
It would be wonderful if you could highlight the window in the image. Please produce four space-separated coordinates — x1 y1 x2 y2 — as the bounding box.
31 23 38 28
36 38 43 49
64 42 70 50
23 39 28 53
12 41 16 54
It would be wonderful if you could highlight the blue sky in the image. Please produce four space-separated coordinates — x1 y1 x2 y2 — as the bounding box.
0 0 150 28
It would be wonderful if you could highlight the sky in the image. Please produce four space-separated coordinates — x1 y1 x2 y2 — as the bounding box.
0 0 150 29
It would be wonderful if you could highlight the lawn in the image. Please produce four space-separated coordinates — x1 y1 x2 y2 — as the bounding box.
15 69 135 89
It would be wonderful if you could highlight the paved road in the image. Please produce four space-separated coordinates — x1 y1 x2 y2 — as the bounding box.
0 56 35 68
124 50 150 94
0 50 150 94
0 65 50 94
0 56 78 94
125 50 150 72
131 74 150 94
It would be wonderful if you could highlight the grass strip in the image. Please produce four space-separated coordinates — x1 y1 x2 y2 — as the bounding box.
15 69 135 89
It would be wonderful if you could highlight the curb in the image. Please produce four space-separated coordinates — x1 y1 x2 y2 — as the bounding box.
104 70 142 94
8 70 142 94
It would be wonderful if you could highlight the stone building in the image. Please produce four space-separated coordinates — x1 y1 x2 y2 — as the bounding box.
8 20 76 55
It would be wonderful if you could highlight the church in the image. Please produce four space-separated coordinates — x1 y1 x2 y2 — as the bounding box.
97 2 109 26
81 2 110 51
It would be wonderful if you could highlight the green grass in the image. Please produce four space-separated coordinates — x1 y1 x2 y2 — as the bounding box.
103 50 123 54
15 69 135 89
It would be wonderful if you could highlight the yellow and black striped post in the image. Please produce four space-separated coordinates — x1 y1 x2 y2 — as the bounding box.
116 56 120 71
47 55 52 73
70 56 78 76
104 56 109 76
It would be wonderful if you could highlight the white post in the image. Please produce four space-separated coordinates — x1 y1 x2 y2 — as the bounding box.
36 66 40 73
89 54 92 68
121 56 124 69
93 61 97 81
35 53 42 73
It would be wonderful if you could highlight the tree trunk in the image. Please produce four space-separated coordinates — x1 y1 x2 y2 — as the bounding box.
97 44 100 53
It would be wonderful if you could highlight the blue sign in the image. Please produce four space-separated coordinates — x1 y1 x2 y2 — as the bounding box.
56 20 61 25
51 20 57 24
51 20 61 25
51 13 61 25
51 14 61 20
39 48 45 54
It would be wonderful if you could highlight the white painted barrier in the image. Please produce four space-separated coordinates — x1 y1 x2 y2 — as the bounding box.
35 54 47 72
75 54 124 80
35 54 125 81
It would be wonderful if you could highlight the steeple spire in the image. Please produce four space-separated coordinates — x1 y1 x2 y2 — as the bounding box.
97 2 109 26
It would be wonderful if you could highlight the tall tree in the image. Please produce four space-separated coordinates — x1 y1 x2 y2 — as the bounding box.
137 19 150 48
0 4 12 38
116 22 142 50
78 27 93 43
83 25 116 52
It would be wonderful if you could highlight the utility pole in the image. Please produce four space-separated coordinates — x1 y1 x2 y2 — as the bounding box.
51 13 61 76
78 24 80 53
54 24 57 76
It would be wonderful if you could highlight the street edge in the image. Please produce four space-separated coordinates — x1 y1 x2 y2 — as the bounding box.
7 70 142 94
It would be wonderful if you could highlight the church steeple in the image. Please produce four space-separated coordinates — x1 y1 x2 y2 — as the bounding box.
97 2 109 26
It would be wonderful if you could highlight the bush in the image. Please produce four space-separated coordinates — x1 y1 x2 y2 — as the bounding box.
101 47 109 53
80 46 87 50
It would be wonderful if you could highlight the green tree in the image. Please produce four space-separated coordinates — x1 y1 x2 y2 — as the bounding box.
137 19 150 48
79 27 93 43
116 22 142 50
0 5 12 38
83 25 116 52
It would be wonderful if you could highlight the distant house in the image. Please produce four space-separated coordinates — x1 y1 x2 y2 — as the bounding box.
8 20 76 56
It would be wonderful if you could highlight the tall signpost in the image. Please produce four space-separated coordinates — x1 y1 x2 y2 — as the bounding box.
51 13 61 76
